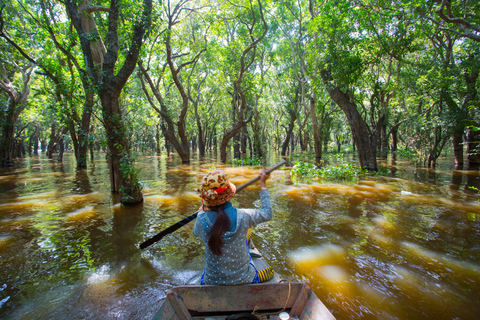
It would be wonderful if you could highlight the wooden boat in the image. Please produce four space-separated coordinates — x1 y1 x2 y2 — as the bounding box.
153 282 335 320
153 240 336 320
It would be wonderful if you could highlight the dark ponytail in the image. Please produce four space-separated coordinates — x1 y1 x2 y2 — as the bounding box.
207 204 230 256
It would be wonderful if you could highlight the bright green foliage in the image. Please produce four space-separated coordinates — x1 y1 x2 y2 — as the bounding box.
291 161 323 182
1 0 479 171
227 157 263 166
291 161 363 183
396 145 422 161
320 163 363 182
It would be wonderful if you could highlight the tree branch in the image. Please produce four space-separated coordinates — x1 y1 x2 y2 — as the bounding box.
434 0 480 42
85 5 110 14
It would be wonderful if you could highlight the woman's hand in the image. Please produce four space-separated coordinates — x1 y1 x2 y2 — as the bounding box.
259 168 270 190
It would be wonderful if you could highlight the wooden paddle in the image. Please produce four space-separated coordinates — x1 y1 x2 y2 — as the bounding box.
139 160 287 249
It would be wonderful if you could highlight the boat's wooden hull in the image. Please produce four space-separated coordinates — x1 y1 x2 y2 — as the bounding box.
153 282 335 320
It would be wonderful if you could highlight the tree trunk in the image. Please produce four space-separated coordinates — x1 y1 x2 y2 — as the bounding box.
233 134 240 159
380 123 388 159
0 110 16 166
467 127 480 168
101 93 143 204
33 123 39 155
427 153 435 168
298 129 305 152
213 128 217 152
194 107 206 157
309 97 323 160
281 121 295 156
156 124 161 155
77 91 94 169
191 136 197 153
232 102 241 160
241 126 247 154
17 138 25 158
323 84 377 170
290 131 295 154
90 143 95 162
78 0 106 67
58 135 65 162
426 126 449 169
220 104 253 162
28 130 34 156
391 127 398 154
47 123 57 159
442 90 468 170
198 132 206 157
41 139 46 153
67 119 79 161
252 115 263 158
197 122 205 157
452 132 464 169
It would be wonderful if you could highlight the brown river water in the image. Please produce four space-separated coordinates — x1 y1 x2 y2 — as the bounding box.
0 152 479 320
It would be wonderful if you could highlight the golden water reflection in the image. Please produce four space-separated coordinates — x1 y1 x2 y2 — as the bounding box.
0 153 479 319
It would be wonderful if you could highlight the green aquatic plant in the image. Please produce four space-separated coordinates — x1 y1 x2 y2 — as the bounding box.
320 163 362 182
373 165 390 176
468 186 480 202
227 157 263 166
290 161 394 183
396 145 421 160
291 161 322 182
291 151 316 158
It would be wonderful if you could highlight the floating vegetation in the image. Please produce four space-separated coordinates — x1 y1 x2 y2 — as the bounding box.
291 161 391 183
291 161 362 183
227 157 263 166
396 146 421 160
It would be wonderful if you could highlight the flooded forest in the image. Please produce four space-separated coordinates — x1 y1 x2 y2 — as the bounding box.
1 1 480 319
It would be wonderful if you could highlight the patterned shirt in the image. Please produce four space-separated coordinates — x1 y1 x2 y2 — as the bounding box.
193 189 272 285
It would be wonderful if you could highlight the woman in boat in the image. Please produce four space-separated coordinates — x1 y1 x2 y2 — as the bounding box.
193 169 274 285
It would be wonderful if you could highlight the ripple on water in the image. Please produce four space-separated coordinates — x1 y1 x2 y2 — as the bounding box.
65 206 96 221
16 191 59 201
389 265 473 318
144 192 199 211
289 244 347 268
0 200 51 217
0 216 32 229
0 235 12 249
62 192 104 203
400 241 480 282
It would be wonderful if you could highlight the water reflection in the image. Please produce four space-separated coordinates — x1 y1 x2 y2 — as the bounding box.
0 153 479 319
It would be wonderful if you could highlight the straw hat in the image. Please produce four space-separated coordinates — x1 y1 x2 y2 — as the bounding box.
199 170 236 207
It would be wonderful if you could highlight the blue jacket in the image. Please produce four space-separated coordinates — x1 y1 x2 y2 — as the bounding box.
193 189 272 285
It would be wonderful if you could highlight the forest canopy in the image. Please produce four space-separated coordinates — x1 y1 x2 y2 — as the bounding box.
0 0 479 203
